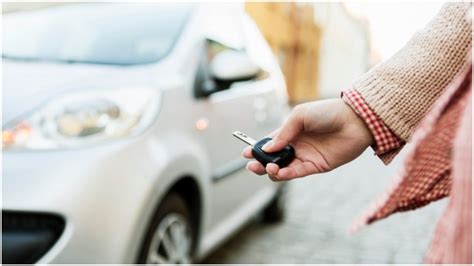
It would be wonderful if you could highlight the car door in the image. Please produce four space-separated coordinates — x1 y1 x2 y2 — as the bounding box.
194 5 289 234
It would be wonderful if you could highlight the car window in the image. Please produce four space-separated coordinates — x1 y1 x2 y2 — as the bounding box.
241 14 279 73
205 39 241 62
3 3 193 65
202 4 245 51
202 6 274 75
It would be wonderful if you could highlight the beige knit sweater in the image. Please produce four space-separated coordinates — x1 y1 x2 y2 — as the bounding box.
353 3 472 141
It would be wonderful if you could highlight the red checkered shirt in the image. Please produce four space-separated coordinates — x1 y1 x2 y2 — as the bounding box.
342 65 472 263
341 89 405 164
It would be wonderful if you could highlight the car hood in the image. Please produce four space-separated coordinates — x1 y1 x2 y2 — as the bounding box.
2 60 156 125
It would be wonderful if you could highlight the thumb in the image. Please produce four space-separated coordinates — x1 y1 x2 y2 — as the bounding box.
263 108 304 152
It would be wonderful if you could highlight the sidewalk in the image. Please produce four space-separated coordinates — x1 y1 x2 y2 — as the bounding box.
205 146 447 263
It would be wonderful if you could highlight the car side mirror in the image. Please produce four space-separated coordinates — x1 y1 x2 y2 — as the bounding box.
210 50 261 82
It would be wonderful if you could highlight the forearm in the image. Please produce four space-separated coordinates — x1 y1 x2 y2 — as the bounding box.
353 3 472 141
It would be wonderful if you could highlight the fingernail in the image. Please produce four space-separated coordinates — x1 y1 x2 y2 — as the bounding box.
262 141 273 151
245 163 252 171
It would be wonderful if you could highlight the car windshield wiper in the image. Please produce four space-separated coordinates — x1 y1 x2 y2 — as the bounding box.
2 54 143 66
2 54 87 64
2 54 41 62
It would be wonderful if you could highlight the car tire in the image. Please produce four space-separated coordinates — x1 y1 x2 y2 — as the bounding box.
137 192 194 264
262 185 287 223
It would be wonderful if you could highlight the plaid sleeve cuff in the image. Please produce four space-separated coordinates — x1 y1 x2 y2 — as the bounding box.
341 89 405 164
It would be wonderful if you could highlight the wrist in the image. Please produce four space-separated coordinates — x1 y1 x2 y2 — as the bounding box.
341 89 404 160
340 98 375 147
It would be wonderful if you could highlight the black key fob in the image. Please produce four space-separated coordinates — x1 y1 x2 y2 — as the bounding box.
251 137 295 168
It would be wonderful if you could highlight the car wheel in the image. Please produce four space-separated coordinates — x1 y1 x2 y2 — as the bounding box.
262 185 287 223
138 193 194 264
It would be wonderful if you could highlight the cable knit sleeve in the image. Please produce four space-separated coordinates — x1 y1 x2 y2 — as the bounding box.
353 3 472 141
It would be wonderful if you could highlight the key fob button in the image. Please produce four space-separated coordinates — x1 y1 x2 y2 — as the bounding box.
252 137 295 168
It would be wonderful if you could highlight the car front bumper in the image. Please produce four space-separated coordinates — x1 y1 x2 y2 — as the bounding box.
2 137 171 263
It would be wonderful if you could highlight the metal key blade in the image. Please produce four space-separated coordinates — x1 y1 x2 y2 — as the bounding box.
232 131 257 146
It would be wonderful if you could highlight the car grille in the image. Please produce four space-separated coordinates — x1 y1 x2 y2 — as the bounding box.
2 210 66 263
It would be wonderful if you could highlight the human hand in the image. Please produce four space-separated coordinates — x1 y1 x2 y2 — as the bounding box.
243 98 374 181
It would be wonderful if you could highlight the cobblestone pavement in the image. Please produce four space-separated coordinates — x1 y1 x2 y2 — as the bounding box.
204 147 447 263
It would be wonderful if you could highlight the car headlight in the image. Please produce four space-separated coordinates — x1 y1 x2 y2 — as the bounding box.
2 88 160 150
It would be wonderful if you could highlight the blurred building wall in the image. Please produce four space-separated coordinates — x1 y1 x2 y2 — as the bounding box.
313 3 372 99
245 2 322 104
246 2 371 102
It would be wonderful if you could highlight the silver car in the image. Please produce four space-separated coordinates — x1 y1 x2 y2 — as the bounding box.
2 2 289 264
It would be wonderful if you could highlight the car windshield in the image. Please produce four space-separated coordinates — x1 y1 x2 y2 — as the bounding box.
3 3 192 65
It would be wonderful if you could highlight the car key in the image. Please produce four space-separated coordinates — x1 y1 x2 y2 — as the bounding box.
232 131 295 168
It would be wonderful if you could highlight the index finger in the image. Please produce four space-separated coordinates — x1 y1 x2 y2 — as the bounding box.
276 160 319 180
242 146 253 159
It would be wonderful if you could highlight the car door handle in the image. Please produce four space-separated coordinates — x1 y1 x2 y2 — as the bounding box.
253 97 267 124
